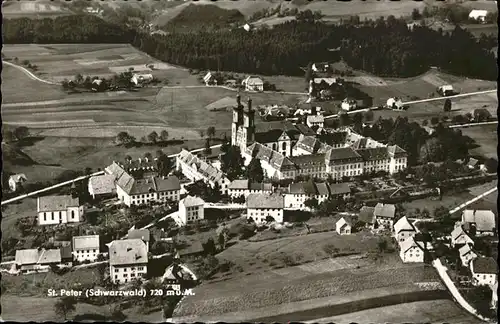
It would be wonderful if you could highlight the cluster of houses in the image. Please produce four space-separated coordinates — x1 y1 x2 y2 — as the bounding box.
203 71 264 92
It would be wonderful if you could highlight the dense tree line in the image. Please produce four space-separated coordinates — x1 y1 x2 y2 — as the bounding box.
3 14 496 80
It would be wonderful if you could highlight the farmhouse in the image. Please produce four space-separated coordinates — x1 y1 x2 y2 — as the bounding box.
393 216 416 243
15 249 62 275
358 206 376 229
243 23 252 32
131 73 153 86
341 98 357 111
461 209 496 236
176 149 230 194
8 173 27 192
437 85 454 96
108 239 148 284
312 62 330 73
306 114 325 129
115 172 181 207
72 235 100 262
128 229 151 252
284 180 330 210
37 195 84 226
242 76 264 92
399 237 425 263
450 225 474 248
458 244 477 267
203 71 217 86
336 216 353 235
247 193 284 224
386 97 403 110
178 196 205 225
176 241 205 260
373 203 396 228
469 9 488 22
88 174 116 199
470 257 498 286
227 179 273 198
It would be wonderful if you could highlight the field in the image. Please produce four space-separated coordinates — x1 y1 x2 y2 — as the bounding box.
307 299 483 324
2 0 73 18
173 253 442 320
461 124 498 159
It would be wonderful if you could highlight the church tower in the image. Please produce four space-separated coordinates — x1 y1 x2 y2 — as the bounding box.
231 94 244 147
242 98 255 148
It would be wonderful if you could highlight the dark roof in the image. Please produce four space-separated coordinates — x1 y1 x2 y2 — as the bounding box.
128 229 151 242
318 132 348 146
328 182 351 195
325 147 362 161
472 257 498 274
38 195 80 212
289 154 325 167
247 193 284 209
289 180 317 195
153 176 181 192
295 124 317 137
359 206 375 224
178 241 204 256
60 245 73 260
357 147 390 161
254 129 289 143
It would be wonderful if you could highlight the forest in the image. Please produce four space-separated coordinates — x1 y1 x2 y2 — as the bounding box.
3 14 497 80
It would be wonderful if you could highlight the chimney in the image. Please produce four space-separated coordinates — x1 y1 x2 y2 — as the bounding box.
247 98 252 111
138 158 142 164
236 94 241 107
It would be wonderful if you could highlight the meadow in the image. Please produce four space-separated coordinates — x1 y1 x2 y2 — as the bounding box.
461 124 498 159
1 0 73 19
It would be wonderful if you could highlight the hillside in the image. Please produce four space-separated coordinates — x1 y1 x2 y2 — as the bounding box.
2 143 37 167
163 4 245 31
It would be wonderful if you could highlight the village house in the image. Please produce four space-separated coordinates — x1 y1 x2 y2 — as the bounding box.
312 62 331 73
127 229 151 252
461 209 496 236
386 97 404 110
284 180 330 210
470 257 498 286
341 98 357 111
59 242 73 267
399 237 425 263
306 114 325 129
292 134 333 156
227 179 273 198
37 195 84 226
450 224 475 248
115 172 181 207
72 235 100 262
458 244 478 267
15 248 62 275
88 174 116 199
176 241 205 260
247 193 284 224
176 149 230 194
242 76 264 92
373 203 396 228
108 239 148 284
120 158 158 177
393 216 417 243
8 173 27 192
469 9 488 23
178 196 205 225
437 85 454 96
336 216 353 235
203 71 217 86
358 206 376 229
131 73 153 86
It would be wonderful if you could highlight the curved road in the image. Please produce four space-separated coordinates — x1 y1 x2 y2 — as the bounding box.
3 60 59 85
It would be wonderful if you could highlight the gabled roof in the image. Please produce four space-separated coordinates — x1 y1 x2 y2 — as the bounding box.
394 216 415 234
177 149 226 183
247 193 284 209
400 237 423 253
357 147 390 161
374 203 396 219
105 161 126 180
154 176 181 192
336 216 353 228
472 257 498 274
451 225 471 241
228 179 249 190
38 195 80 212
109 239 148 266
315 182 329 196
359 206 375 224
325 147 362 161
458 244 475 257
328 182 351 195
289 154 325 167
181 195 205 207
9 174 27 182
288 180 317 195
128 229 150 242
89 174 116 195
72 235 100 251
387 145 407 157
15 249 62 265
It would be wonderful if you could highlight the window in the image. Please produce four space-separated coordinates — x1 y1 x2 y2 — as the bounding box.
124 273 128 277
71 210 75 219
115 275 118 279
44 214 47 221
51 212 54 221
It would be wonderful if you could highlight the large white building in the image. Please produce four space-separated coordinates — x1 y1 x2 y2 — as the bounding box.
88 174 116 199
336 216 353 235
247 193 284 224
227 179 273 198
393 216 417 243
399 237 425 263
37 195 84 226
72 235 100 262
373 203 396 228
108 239 148 284
178 196 205 225
176 150 230 194
469 9 488 22
470 257 498 286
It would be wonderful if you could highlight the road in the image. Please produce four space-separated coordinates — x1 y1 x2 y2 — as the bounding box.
322 89 497 120
448 121 498 128
448 186 498 215
3 60 59 85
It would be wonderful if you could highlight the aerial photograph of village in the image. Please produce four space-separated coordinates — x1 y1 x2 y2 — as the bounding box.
1 0 498 322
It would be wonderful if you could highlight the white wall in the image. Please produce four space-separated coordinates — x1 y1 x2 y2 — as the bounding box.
400 246 424 263
396 230 416 243
179 203 204 225
74 248 99 262
247 208 283 224
472 273 497 286
110 264 147 284
38 207 82 226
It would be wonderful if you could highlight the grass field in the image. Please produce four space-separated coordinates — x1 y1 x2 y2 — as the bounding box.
307 299 483 324
2 0 73 18
174 253 442 318
461 124 498 159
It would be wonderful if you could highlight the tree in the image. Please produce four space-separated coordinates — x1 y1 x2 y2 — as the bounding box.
3 130 15 143
483 158 498 173
430 116 439 125
148 131 159 143
246 158 264 183
220 134 230 153
202 238 217 255
203 138 212 155
206 126 216 139
305 62 313 84
144 152 153 161
125 155 132 162
54 296 77 320
265 215 275 223
304 197 319 210
160 130 169 142
422 119 429 126
377 239 388 253
420 137 444 163
363 110 374 122
411 8 422 20
13 126 29 140
221 146 244 180
443 98 452 112
157 155 174 177
339 113 351 127
218 231 226 251
116 131 135 145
